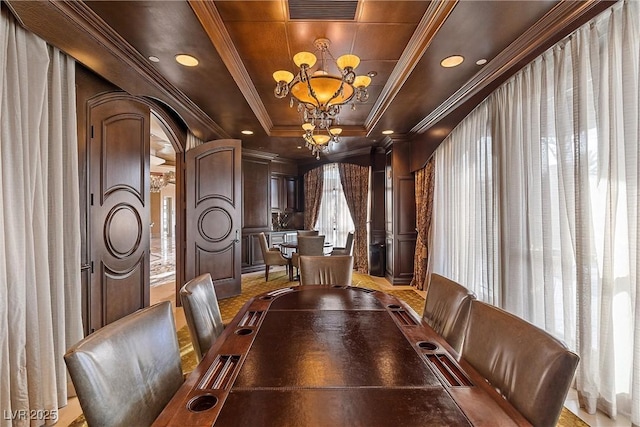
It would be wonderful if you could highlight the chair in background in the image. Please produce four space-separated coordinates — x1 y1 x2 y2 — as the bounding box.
331 231 354 256
422 273 475 354
461 300 579 427
299 255 353 286
180 273 225 363
64 301 183 427
297 230 319 236
258 232 289 281
291 235 325 278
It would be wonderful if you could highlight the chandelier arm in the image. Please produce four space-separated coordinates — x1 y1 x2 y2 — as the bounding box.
304 79 325 110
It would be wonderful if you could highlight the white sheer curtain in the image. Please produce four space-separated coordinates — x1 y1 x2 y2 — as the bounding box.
315 163 355 248
431 1 640 423
0 8 82 425
186 130 203 150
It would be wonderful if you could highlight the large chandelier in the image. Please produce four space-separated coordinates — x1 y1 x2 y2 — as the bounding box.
273 38 371 159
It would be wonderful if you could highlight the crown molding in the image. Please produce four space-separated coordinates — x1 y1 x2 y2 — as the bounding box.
270 125 367 138
364 0 458 135
22 0 230 140
242 148 280 160
189 0 274 136
411 0 610 134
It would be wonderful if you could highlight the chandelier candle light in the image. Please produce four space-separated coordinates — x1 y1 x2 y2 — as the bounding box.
273 38 371 159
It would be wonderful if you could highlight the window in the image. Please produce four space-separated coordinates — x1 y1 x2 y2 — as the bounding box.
315 163 354 248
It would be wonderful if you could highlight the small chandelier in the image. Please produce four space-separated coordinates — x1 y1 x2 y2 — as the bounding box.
150 173 167 193
273 38 371 159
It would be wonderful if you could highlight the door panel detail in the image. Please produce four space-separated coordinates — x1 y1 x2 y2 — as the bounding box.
90 95 150 330
186 140 242 299
101 253 146 325
195 243 235 282
104 203 143 258
100 114 147 205
195 149 235 206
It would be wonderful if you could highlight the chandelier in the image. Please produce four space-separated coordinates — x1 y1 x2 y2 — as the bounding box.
150 171 175 193
273 38 371 159
150 173 166 193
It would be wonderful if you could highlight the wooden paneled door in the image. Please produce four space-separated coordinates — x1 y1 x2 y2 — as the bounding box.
89 94 150 330
186 139 242 299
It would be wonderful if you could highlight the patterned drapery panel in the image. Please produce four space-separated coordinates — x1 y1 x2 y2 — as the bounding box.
304 167 324 230
410 158 435 291
338 163 370 273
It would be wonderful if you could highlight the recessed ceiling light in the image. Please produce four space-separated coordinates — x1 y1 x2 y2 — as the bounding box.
241 130 253 135
367 71 377 78
440 55 464 68
382 130 394 135
476 58 487 66
148 56 160 63
175 54 199 67
297 146 302 149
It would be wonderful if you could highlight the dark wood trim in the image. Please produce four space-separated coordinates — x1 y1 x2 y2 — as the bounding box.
270 125 367 138
408 0 616 172
187 0 273 135
411 1 614 136
364 0 458 134
6 0 227 142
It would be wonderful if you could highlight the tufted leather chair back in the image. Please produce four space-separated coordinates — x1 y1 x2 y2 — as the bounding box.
297 235 325 255
423 274 475 353
180 273 225 362
64 301 183 427
299 255 354 286
461 300 579 427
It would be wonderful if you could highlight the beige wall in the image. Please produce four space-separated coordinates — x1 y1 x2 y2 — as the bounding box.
150 183 176 238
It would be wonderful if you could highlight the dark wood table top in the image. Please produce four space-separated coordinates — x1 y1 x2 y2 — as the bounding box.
153 286 531 427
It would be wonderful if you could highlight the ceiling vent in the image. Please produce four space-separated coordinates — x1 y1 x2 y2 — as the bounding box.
288 0 358 21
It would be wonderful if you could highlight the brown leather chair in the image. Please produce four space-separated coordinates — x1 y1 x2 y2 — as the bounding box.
64 302 183 427
180 273 225 362
291 235 325 275
331 231 354 256
422 273 475 354
297 230 319 236
258 232 289 281
461 300 579 427
299 255 354 286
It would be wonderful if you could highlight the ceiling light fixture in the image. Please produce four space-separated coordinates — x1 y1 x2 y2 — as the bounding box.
440 55 464 68
273 38 371 159
382 130 394 135
175 54 199 67
148 56 160 63
150 173 167 193
476 58 487 66
241 130 254 135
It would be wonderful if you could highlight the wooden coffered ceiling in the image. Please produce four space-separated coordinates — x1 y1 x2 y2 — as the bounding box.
6 0 615 163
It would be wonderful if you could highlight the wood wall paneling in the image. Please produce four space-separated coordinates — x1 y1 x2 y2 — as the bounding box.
242 153 272 273
270 175 282 212
385 140 416 285
242 157 271 230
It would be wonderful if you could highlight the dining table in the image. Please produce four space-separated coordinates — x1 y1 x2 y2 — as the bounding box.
153 285 531 427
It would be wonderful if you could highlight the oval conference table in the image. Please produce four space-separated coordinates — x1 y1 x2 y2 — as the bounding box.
153 285 530 426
